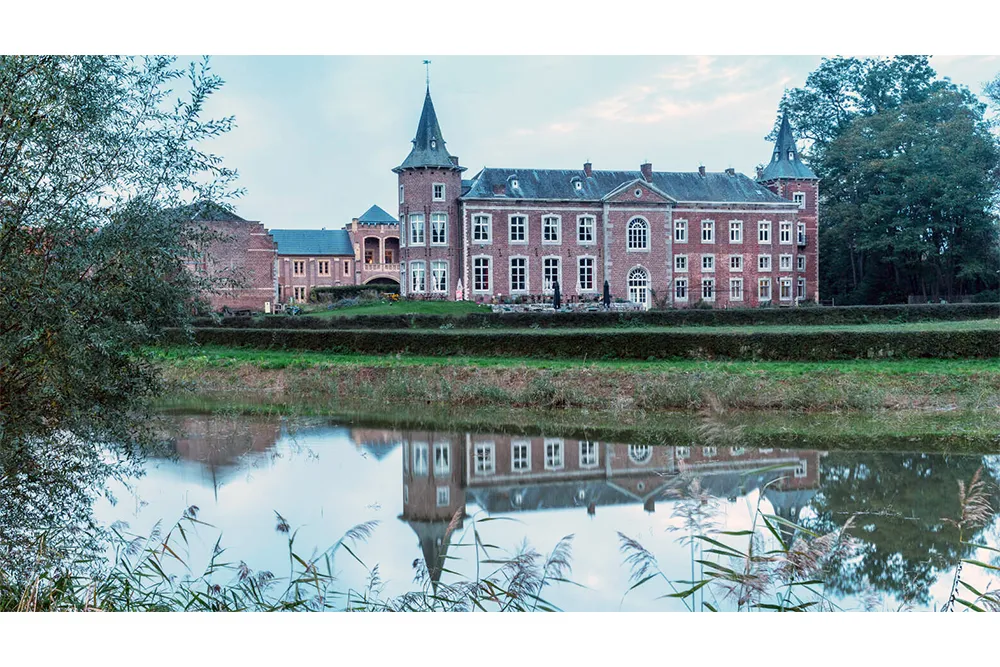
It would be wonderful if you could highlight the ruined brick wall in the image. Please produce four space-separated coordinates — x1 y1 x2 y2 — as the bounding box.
194 220 276 312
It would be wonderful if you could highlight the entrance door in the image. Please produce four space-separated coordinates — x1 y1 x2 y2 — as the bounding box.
628 267 650 308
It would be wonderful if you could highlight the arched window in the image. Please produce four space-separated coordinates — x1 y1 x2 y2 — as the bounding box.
627 217 648 250
627 267 649 307
628 444 652 464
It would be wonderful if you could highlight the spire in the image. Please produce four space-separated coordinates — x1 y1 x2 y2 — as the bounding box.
393 85 465 173
758 111 818 181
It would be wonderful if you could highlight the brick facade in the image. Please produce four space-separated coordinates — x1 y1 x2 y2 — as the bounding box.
397 90 819 309
194 218 277 312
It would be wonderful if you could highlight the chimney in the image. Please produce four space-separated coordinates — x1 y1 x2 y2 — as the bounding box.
583 161 592 178
698 165 706 177
756 166 764 180
450 156 459 166
351 218 358 232
640 162 653 182
492 184 506 196
643 497 656 513
725 167 735 176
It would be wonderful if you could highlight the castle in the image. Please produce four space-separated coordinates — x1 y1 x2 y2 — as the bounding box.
189 78 819 312
395 86 819 308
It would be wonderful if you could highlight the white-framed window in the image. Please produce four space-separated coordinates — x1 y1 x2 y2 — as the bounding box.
578 256 595 292
758 221 771 244
413 442 429 476
509 214 527 243
509 256 528 292
758 277 772 301
472 214 492 243
628 444 652 464
703 446 717 458
731 447 746 456
472 256 492 293
701 220 715 243
779 221 792 245
409 261 426 293
758 254 772 272
797 222 807 245
399 184 404 204
431 260 448 292
436 486 450 507
675 278 688 301
797 254 806 271
474 442 495 475
579 441 599 468
430 212 447 245
627 267 650 307
292 286 307 302
433 443 450 475
409 213 425 245
701 254 714 273
793 192 806 209
675 254 688 273
542 215 561 244
730 277 743 301
797 277 806 300
577 215 595 244
729 220 743 243
794 460 808 478
779 254 793 272
317 260 330 276
730 255 743 272
674 219 688 243
292 260 305 276
544 439 564 470
432 183 445 201
702 278 715 301
512 440 531 472
676 446 690 460
627 217 649 250
780 278 793 301
542 256 561 293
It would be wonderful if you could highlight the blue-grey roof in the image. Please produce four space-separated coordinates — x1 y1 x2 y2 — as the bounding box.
271 229 353 256
357 204 398 225
393 88 465 173
462 168 792 204
759 113 818 181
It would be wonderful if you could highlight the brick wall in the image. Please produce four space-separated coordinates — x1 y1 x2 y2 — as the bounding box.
398 167 464 298
276 253 354 302
195 219 276 312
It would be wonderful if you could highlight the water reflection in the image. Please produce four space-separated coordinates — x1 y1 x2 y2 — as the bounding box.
147 414 998 610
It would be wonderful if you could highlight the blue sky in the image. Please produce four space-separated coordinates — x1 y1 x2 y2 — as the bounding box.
196 56 1000 229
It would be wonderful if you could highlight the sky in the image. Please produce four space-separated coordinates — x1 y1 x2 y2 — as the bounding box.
194 56 1000 230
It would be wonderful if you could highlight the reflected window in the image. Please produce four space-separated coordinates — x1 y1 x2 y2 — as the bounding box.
731 447 746 456
434 443 450 475
413 442 429 475
436 486 450 507
512 440 531 472
579 441 599 468
628 444 652 464
794 460 808 478
544 439 564 470
702 446 717 458
475 442 495 475
675 447 690 460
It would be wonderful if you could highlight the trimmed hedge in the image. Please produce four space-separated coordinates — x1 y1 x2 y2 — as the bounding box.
164 326 1000 360
310 284 399 302
190 302 1000 331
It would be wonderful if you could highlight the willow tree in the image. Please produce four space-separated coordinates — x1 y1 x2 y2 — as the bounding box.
0 56 238 576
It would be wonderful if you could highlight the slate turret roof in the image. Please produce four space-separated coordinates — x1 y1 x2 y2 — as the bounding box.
759 113 818 181
270 229 354 256
393 87 465 173
356 204 398 225
462 168 793 204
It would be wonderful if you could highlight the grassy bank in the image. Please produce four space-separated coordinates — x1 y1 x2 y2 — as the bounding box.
155 345 1000 414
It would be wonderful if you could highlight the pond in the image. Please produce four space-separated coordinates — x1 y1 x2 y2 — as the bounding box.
92 414 1000 612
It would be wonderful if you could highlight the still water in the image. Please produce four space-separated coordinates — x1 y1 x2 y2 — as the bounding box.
94 414 1000 611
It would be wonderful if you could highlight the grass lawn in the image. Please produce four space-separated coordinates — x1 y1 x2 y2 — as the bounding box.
280 300 492 318
153 344 1000 375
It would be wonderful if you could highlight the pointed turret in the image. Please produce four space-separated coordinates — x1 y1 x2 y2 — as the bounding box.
759 112 818 181
393 87 465 173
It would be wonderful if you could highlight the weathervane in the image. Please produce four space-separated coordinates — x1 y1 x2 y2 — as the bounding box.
423 59 431 86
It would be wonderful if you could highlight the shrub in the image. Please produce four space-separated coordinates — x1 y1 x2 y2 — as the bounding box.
310 284 400 303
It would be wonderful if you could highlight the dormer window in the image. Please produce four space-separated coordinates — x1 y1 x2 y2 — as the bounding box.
573 179 583 191
430 139 437 149
510 177 519 189
787 151 794 161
